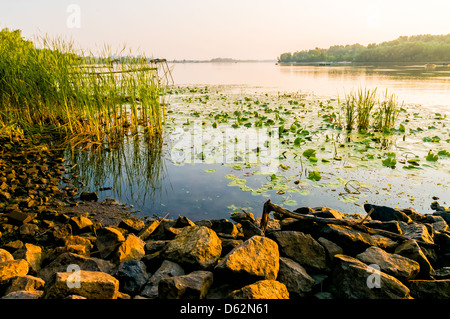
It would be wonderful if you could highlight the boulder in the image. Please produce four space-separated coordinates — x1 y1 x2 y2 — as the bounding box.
403 223 434 244
239 220 265 239
424 216 448 232
118 218 146 234
366 220 403 234
158 270 213 299
0 248 14 263
215 236 279 281
2 290 43 299
43 270 119 299
210 219 239 238
140 260 185 299
0 259 29 283
271 231 327 272
433 211 450 223
4 275 45 294
394 239 435 278
63 236 93 256
330 255 411 299
409 280 450 299
79 191 98 202
37 252 114 282
173 216 196 228
114 234 146 263
95 227 125 259
319 224 376 256
228 280 289 299
12 243 42 273
162 226 222 270
355 246 420 281
277 257 315 298
69 216 94 234
115 260 149 296
318 237 343 262
364 204 412 223
312 207 344 219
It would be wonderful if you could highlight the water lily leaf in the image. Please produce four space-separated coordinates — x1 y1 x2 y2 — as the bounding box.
204 169 216 173
438 150 450 158
382 158 397 168
339 195 360 203
283 200 298 206
303 149 316 158
426 151 439 162
307 170 321 181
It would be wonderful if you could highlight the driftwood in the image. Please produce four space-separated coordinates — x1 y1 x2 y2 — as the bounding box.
260 200 437 249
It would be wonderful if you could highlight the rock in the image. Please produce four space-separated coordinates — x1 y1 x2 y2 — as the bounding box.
95 227 125 259
319 224 376 255
173 216 196 228
162 226 222 270
38 252 114 282
394 239 435 278
115 260 149 296
330 254 411 299
158 270 213 299
144 240 169 254
0 248 14 263
364 204 412 223
435 232 450 254
425 215 448 232
0 259 29 283
277 257 315 298
140 260 185 298
318 237 343 262
228 280 289 299
279 217 321 235
12 243 42 273
355 246 420 281
230 211 255 223
63 236 93 256
403 223 434 244
399 207 426 222
433 211 450 223
215 236 279 281
69 216 94 234
138 220 164 241
118 218 146 234
220 238 243 256
435 267 450 279
4 275 45 294
6 210 36 225
312 207 344 219
366 220 403 234
239 220 265 239
52 224 72 243
371 235 398 252
43 270 119 299
313 291 334 299
19 223 39 237
271 231 327 272
210 219 239 238
2 290 43 299
409 280 450 299
79 191 98 202
114 234 146 263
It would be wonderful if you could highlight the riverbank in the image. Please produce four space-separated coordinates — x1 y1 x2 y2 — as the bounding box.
1 140 450 299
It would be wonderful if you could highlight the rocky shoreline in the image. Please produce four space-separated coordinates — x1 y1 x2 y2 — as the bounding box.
1 143 450 299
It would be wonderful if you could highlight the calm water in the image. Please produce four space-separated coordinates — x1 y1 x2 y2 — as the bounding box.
70 62 450 221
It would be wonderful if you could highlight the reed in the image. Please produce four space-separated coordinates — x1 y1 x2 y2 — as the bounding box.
373 89 402 132
356 88 377 132
0 28 166 144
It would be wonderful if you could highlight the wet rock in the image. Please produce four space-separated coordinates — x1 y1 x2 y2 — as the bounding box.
215 236 279 281
140 260 185 299
356 246 420 281
409 280 450 299
43 270 119 299
162 226 222 270
2 290 43 299
270 231 328 272
364 204 412 223
114 234 146 263
158 270 213 299
319 224 376 256
330 254 411 299
79 191 98 202
95 227 125 259
228 280 289 299
277 257 315 298
0 259 29 283
394 239 435 278
12 243 42 273
115 260 149 296
4 275 45 294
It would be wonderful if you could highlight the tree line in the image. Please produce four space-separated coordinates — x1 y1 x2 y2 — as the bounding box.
279 34 450 63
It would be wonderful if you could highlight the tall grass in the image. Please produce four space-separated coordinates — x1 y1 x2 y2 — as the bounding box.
0 28 166 144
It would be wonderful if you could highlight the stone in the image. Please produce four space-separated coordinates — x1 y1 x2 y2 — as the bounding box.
115 260 149 296
0 259 29 283
435 267 450 279
230 211 255 223
312 207 344 219
319 224 376 255
2 290 43 299
144 240 169 254
409 280 450 299
119 218 146 234
114 234 146 263
12 243 42 273
318 237 343 262
355 246 420 281
394 239 435 278
399 207 426 222
210 219 239 238
228 280 289 299
215 236 279 281
435 232 450 254
64 236 93 256
95 227 126 259
271 231 327 272
371 235 398 252
140 260 185 299
277 257 315 298
330 255 411 299
138 220 163 240
239 220 265 239
403 223 434 244
52 224 72 242
19 223 39 237
69 216 94 234
0 248 14 263
433 211 450 223
279 217 321 235
162 226 222 270
220 238 243 256
37 252 114 282
424 216 448 232
173 216 196 228
364 204 412 223
158 270 213 299
6 210 36 225
4 275 45 294
79 191 98 202
43 270 119 299
366 220 403 234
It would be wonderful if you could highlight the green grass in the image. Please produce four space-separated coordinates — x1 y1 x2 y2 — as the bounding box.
0 28 166 144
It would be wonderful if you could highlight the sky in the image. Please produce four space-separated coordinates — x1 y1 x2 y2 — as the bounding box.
1 0 450 60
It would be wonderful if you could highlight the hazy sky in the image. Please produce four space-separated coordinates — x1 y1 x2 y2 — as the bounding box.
1 0 450 60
